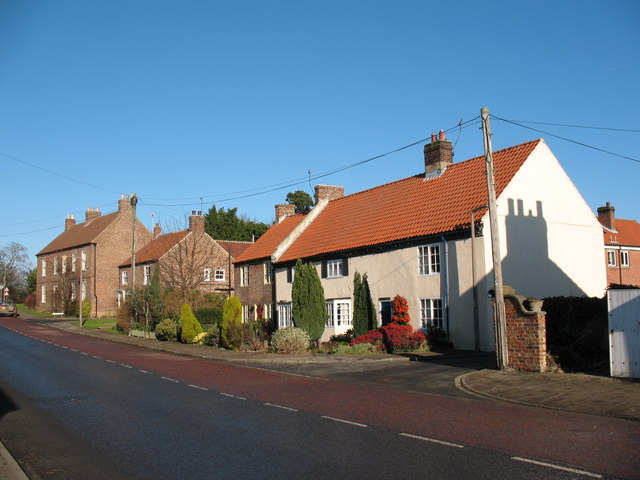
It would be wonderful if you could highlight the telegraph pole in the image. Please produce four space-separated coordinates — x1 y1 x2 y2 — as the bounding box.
131 194 138 291
481 107 508 370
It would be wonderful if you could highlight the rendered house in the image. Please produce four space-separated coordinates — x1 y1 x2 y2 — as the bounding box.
36 195 153 317
597 202 640 286
118 211 250 305
264 133 605 350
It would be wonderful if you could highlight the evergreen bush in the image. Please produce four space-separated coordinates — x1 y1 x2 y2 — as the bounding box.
221 296 243 350
155 318 178 342
291 259 327 342
204 324 221 347
195 307 222 326
271 327 310 354
179 303 203 343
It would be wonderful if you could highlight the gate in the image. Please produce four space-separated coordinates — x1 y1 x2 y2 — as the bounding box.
608 288 640 378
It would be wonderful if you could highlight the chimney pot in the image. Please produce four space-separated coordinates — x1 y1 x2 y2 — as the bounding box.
153 223 162 238
424 129 453 174
439 130 446 140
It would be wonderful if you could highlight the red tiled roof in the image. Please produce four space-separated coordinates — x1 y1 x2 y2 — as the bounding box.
120 231 189 267
604 219 640 247
278 139 542 262
38 212 120 255
234 214 306 263
216 240 252 259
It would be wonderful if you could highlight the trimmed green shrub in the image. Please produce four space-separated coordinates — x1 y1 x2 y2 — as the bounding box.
271 327 310 354
204 324 221 347
180 303 203 343
222 296 243 350
333 343 377 354
195 307 222 326
81 300 91 319
155 318 178 342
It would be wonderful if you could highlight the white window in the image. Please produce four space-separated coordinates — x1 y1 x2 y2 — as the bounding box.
215 269 225 281
264 262 274 284
327 260 343 278
144 265 151 285
71 282 77 301
242 304 251 323
81 251 87 271
203 268 211 282
122 270 128 285
287 266 296 283
326 299 352 327
240 265 249 287
620 251 630 267
81 280 87 301
53 256 59 275
41 258 47 277
278 303 293 329
61 257 67 274
607 250 617 267
418 244 441 275
41 285 46 304
117 290 126 308
420 298 443 329
71 253 77 272
264 303 273 320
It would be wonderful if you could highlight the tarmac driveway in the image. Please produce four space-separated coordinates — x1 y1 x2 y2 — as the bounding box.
250 352 497 398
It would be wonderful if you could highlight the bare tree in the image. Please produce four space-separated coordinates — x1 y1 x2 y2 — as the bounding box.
0 242 32 298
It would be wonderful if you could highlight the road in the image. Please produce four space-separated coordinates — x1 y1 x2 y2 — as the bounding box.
0 317 638 479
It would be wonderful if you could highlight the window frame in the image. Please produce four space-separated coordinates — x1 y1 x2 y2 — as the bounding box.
215 269 225 281
620 250 630 267
203 268 211 282
263 262 274 284
53 256 59 275
277 303 293 329
143 265 151 285
41 285 46 304
41 258 47 277
326 298 352 328
240 265 249 287
607 250 617 267
418 244 441 275
81 251 87 271
121 270 128 285
420 298 444 329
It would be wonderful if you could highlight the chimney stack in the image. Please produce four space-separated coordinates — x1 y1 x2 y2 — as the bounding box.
85 207 101 222
118 194 132 212
153 223 162 238
65 214 76 231
597 202 616 230
189 211 205 234
424 130 453 174
275 204 296 223
314 185 344 205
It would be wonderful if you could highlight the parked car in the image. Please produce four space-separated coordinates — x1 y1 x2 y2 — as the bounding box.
0 298 19 317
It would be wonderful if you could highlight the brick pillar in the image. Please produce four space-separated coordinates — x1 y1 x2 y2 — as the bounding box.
503 295 547 372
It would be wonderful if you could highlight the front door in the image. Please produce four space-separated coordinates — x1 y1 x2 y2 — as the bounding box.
379 299 392 326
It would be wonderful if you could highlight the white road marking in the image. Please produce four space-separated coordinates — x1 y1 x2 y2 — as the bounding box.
264 403 298 412
161 376 179 383
321 416 367 428
106 360 116 364
511 457 602 478
120 364 133 369
80 352 89 356
188 384 208 391
92 355 102 360
139 370 152 374
400 433 464 449
220 392 246 400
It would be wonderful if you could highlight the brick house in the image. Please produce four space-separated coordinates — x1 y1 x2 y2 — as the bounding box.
118 211 250 305
597 202 640 286
36 195 153 317
233 204 306 323
243 133 606 350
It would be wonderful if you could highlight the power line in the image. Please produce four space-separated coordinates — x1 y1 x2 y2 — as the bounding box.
0 151 121 194
501 119 640 133
491 115 640 164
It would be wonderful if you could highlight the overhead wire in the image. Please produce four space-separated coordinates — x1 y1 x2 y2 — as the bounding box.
490 115 640 164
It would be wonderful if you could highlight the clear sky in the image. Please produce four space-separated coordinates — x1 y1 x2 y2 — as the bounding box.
1 0 638 265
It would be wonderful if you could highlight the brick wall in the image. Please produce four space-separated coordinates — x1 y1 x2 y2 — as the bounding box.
235 260 275 320
504 295 547 372
605 249 640 286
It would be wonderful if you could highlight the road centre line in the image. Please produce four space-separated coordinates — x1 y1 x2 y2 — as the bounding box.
139 370 152 374
321 416 367 428
188 384 208 391
106 360 116 364
81 352 88 355
161 376 179 383
92 355 102 359
120 364 133 369
264 403 298 412
220 392 246 400
400 433 464 449
511 457 602 478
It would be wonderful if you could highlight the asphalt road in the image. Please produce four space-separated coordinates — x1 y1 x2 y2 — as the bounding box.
0 319 638 479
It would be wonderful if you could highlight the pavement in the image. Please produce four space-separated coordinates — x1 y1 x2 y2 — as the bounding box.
1 315 639 480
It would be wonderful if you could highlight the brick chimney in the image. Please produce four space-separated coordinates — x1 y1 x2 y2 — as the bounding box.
314 185 344 205
189 210 205 234
65 214 76 231
275 204 296 223
597 202 615 230
118 194 132 212
424 130 453 174
153 223 162 238
85 207 101 222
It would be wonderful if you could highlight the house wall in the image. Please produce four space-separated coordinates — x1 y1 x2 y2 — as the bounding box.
604 247 640 286
274 236 482 349
235 260 275 320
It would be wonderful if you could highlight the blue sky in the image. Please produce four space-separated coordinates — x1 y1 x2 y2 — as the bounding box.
1 0 638 264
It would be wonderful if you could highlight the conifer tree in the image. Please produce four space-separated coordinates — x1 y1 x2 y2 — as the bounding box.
291 259 327 342
352 272 368 336
362 273 378 331
222 295 243 350
180 303 203 343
